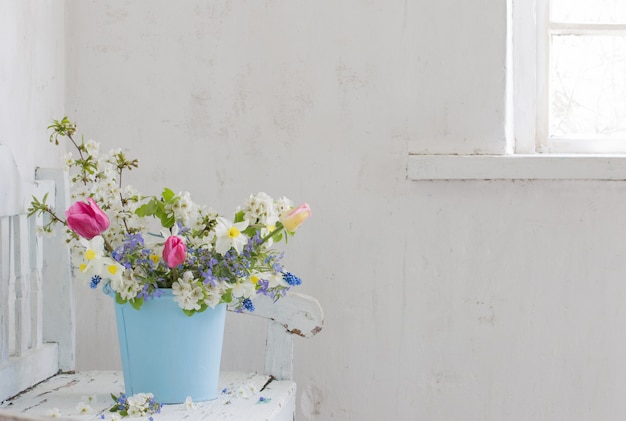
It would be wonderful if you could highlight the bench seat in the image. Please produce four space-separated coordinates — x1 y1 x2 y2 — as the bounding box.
0 370 295 421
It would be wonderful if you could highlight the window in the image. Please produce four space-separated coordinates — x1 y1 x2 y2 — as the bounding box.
534 0 626 153
407 1 626 180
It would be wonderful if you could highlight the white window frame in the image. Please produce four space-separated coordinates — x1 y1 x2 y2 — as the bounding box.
407 0 626 180
532 0 626 154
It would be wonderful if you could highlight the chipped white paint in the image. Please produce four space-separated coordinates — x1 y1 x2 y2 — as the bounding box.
11 0 626 420
0 145 320 417
35 169 75 372
234 292 324 381
0 147 61 402
0 371 295 421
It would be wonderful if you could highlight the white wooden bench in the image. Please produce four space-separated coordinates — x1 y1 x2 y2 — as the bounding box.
0 145 323 421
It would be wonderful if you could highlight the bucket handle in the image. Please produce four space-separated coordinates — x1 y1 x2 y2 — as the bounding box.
102 281 116 298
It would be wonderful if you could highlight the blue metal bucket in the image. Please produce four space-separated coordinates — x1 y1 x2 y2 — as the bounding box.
107 287 226 403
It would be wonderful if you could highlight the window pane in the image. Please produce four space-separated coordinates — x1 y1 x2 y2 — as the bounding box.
550 34 626 138
551 0 626 24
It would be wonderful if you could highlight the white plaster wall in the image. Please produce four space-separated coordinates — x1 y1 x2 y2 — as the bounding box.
0 0 65 177
63 1 626 420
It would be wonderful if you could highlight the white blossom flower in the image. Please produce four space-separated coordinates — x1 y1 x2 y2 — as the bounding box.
81 394 97 403
167 191 198 226
78 236 106 267
204 282 226 308
172 271 204 311
75 239 126 290
84 139 100 156
110 272 143 301
75 236 117 285
63 152 73 171
101 258 125 284
240 193 282 248
274 196 294 215
75 401 93 414
214 217 249 255
236 383 256 398
127 406 143 418
184 396 196 411
36 226 56 239
232 279 256 299
265 272 289 289
46 407 62 418
126 392 154 417
243 192 275 225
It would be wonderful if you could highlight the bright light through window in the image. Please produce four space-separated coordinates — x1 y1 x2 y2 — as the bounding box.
547 0 626 149
551 0 626 24
550 35 626 139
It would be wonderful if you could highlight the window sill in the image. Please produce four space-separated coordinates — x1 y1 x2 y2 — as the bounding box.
406 154 626 180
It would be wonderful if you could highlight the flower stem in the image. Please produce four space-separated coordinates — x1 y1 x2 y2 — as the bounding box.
45 208 66 226
260 225 284 245
102 235 114 254
67 134 86 162
171 267 178 287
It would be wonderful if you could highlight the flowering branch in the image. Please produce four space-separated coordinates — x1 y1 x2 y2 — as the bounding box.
27 193 66 234
109 150 139 233
48 116 77 147
29 117 311 314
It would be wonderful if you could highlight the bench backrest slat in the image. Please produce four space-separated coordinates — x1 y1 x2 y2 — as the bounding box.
0 146 60 402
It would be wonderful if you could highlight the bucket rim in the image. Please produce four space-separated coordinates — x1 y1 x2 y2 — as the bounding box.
102 282 177 298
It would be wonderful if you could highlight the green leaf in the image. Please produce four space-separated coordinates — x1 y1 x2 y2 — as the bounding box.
146 198 159 214
136 198 161 217
135 204 148 217
115 294 127 305
162 188 175 202
27 198 40 217
130 297 144 310
234 210 245 223
221 290 233 304
183 309 195 317
160 213 176 229
243 227 257 237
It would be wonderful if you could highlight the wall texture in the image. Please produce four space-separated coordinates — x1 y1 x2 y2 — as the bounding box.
58 1 626 420
0 0 65 177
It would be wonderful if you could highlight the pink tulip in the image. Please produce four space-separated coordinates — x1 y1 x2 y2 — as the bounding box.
65 198 110 239
279 203 312 232
163 235 186 268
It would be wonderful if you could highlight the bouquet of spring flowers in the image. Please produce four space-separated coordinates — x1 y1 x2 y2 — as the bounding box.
29 117 311 315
